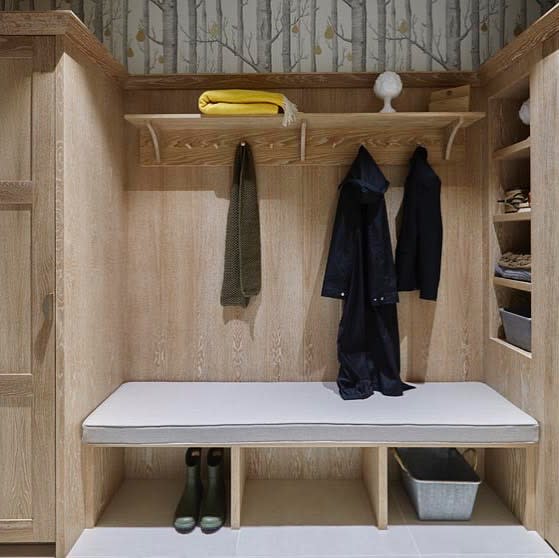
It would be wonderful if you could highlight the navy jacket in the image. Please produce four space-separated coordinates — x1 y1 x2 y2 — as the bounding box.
322 146 413 400
396 146 443 300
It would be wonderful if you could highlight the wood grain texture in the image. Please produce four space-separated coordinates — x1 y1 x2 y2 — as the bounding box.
0 38 56 545
0 210 31 374
362 447 388 529
0 397 32 523
0 182 32 204
125 72 480 91
531 49 559 550
479 4 559 85
55 40 126 556
0 36 32 59
0 58 31 180
126 112 485 129
492 137 530 160
241 479 376 526
133 126 467 167
246 448 361 480
0 11 126 84
29 39 56 543
83 447 125 529
126 112 482 167
230 447 245 530
493 211 531 223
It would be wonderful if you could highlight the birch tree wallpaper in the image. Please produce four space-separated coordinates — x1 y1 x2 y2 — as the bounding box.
2 0 557 72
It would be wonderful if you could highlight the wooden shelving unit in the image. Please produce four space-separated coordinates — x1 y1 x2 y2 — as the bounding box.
493 211 531 223
125 111 485 166
493 137 530 160
493 277 532 292
488 75 531 358
125 111 486 130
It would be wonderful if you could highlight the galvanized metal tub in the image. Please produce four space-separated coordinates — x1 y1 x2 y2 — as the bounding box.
394 447 481 521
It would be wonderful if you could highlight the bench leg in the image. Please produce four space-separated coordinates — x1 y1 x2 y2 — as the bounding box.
362 447 388 530
523 445 537 530
230 446 246 529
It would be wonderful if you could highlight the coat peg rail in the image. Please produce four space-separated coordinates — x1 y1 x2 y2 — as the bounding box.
125 112 485 167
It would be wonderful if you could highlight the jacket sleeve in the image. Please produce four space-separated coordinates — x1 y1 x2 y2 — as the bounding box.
321 190 354 300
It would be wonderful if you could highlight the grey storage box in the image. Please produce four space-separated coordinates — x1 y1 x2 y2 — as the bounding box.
500 307 531 352
394 448 481 521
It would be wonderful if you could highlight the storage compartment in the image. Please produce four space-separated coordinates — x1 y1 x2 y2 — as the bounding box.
394 448 481 521
500 306 532 352
490 77 530 153
238 447 385 528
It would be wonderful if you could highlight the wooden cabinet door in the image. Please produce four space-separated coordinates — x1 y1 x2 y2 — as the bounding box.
0 37 55 543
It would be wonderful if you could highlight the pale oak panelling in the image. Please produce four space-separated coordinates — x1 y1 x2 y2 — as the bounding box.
0 210 31 374
55 40 127 556
0 397 32 522
0 58 31 181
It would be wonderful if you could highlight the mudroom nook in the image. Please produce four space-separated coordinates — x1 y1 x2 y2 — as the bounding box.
0 5 558 558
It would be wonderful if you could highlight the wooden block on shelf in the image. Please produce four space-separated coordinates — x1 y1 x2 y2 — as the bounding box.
429 85 471 112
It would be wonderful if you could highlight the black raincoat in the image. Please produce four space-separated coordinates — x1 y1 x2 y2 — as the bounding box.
322 146 414 400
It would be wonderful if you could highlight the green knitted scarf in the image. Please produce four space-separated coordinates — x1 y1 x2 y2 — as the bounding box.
221 143 261 307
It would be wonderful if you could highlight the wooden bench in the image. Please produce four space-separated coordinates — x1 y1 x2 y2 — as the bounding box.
82 381 538 530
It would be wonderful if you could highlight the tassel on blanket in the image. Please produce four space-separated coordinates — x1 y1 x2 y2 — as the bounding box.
198 89 298 127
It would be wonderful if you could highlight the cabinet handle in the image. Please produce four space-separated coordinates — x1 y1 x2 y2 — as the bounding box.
42 292 54 323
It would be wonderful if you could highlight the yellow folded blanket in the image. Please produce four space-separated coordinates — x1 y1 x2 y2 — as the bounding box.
198 89 298 127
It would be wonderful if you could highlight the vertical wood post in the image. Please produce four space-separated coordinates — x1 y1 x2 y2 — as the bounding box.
230 446 246 529
362 447 388 530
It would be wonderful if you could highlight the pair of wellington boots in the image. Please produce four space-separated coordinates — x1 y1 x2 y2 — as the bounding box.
174 448 226 534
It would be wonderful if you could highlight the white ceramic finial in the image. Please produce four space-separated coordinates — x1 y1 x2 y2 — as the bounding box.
519 98 530 125
374 71 403 113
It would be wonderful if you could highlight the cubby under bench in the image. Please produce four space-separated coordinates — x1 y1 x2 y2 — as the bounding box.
81 381 538 532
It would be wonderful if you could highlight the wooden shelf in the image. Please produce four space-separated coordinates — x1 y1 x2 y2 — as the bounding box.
493 277 532 292
125 111 486 166
125 111 485 131
493 137 530 160
490 336 532 359
493 211 531 223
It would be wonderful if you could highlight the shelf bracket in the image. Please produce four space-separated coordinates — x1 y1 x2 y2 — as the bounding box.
300 119 307 162
443 116 464 160
146 121 161 164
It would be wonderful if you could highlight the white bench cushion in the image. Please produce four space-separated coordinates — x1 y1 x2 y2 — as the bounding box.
82 381 538 446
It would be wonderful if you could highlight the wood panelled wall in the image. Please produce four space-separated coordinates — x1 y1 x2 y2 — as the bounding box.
123 86 484 479
55 39 127 557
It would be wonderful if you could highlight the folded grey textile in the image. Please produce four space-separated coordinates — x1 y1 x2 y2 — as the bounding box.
495 264 532 282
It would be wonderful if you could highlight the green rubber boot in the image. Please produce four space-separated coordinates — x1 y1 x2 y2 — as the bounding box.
199 448 226 534
174 448 203 534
